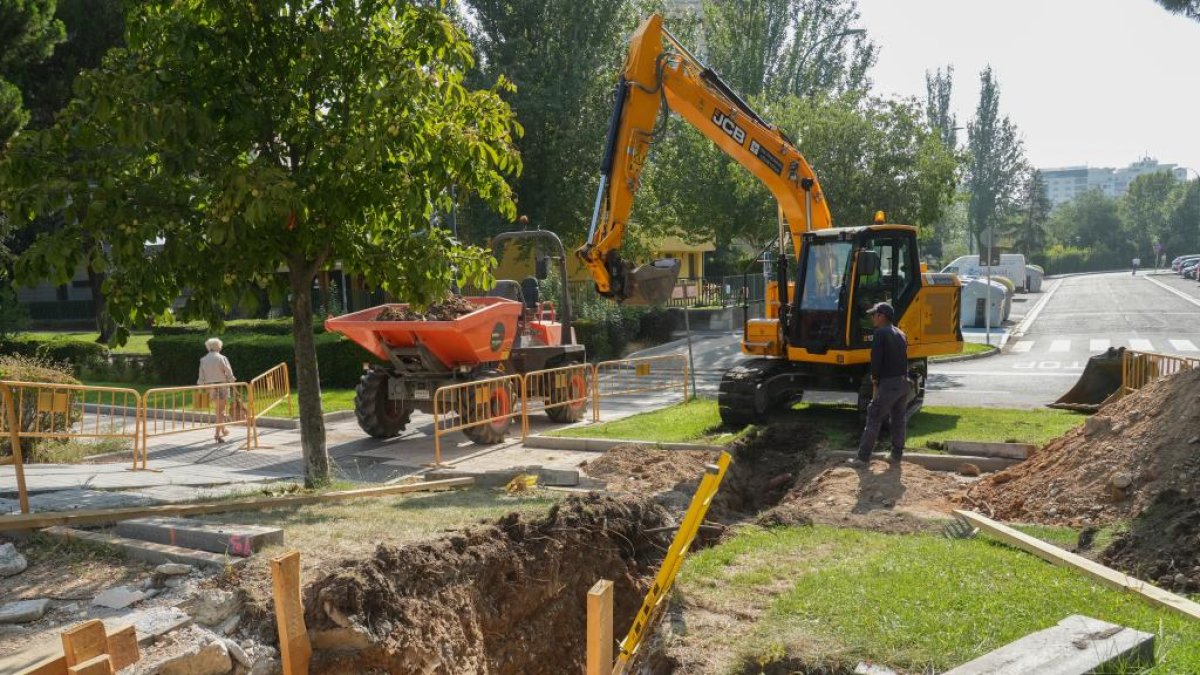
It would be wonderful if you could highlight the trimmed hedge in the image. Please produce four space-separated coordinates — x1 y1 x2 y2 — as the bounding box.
0 336 109 374
148 333 379 388
152 317 326 336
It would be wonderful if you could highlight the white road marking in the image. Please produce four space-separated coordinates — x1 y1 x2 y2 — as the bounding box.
1010 340 1034 353
1129 338 1154 351
931 370 1082 377
1089 339 1110 352
1049 339 1071 353
1144 274 1200 309
1170 339 1199 352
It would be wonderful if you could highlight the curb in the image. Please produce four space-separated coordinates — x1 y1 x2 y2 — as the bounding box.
823 450 1018 473
522 435 725 453
930 345 1000 364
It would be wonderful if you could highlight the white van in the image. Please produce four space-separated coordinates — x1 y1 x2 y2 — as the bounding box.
941 254 1029 292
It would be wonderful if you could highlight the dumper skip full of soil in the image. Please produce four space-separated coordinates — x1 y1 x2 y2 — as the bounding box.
302 494 670 675
968 366 1200 526
375 295 481 322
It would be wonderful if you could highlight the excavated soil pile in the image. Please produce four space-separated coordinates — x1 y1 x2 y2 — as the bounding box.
1102 490 1200 593
761 458 969 533
375 295 480 322
302 494 670 675
580 445 716 494
969 366 1200 526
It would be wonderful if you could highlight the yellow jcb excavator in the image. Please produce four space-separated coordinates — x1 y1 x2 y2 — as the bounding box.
576 13 964 424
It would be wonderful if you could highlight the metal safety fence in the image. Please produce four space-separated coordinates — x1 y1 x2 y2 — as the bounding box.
1119 350 1200 399
141 382 255 469
248 362 291 447
592 354 689 422
431 374 524 466
1 381 143 513
521 363 594 432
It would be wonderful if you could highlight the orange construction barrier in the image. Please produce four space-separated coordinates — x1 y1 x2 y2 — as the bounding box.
431 374 523 466
520 363 593 433
140 382 254 469
592 354 688 421
248 362 291 446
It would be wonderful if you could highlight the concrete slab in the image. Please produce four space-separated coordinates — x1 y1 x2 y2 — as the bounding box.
41 526 248 569
115 517 283 557
944 440 1035 460
943 615 1154 674
0 598 50 623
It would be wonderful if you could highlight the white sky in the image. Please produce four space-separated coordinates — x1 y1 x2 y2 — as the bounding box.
855 0 1200 174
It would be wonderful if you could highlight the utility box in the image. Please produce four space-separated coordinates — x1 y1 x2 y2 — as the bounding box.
960 277 1007 328
1025 265 1045 293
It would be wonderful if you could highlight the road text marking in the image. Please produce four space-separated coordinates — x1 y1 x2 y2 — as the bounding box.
1049 340 1070 353
1169 339 1199 352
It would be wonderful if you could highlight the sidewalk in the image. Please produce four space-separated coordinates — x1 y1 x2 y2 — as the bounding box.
0 391 683 515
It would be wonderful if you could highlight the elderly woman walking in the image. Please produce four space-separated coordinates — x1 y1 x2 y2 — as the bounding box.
198 338 237 442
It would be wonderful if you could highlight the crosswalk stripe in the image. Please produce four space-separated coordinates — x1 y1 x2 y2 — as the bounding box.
1169 339 1199 352
1011 340 1034 353
1129 338 1154 351
1089 339 1110 352
1049 339 1071 353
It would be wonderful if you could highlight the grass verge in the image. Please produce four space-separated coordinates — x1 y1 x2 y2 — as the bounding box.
547 398 744 445
551 399 1083 449
674 524 1200 673
80 379 356 419
930 341 995 362
22 331 153 354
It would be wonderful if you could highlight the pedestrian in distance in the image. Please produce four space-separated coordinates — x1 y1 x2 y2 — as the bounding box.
198 338 237 442
1132 258 1140 276
853 302 909 466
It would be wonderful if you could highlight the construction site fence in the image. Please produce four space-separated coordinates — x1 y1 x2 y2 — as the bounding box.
141 382 256 469
1120 349 1200 397
249 362 292 447
592 354 688 422
521 363 594 429
431 373 524 466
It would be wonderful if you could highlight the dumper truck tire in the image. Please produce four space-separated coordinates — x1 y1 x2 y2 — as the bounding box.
355 369 411 439
461 369 514 445
545 370 589 423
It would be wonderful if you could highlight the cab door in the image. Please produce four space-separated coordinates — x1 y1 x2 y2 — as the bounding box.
849 232 919 347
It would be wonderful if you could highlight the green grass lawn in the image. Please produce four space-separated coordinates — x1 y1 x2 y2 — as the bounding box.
677 524 1200 672
21 331 153 354
930 341 995 362
548 398 742 445
551 399 1083 450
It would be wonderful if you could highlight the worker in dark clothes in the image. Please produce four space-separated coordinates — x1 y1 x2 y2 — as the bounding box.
854 302 909 465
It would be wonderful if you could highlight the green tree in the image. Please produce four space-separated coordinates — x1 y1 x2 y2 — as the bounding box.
1119 171 1178 259
1 1 521 486
460 0 636 244
924 65 956 149
966 66 1026 253
1047 189 1123 253
1155 0 1199 20
0 0 64 145
1163 179 1200 259
1008 169 1051 258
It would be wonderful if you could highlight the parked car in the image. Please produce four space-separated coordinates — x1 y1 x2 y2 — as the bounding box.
1183 260 1200 279
1175 255 1200 273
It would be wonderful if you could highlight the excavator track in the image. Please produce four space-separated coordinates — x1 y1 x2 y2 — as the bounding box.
718 358 795 426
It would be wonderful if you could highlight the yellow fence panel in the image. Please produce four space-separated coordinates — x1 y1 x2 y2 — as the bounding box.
1121 350 1200 397
1 381 143 514
248 363 291 447
593 354 688 421
521 363 593 434
431 374 523 466
141 383 254 469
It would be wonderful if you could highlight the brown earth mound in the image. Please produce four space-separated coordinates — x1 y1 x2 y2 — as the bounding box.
1101 490 1200 593
759 458 968 533
968 367 1200 526
302 494 670 675
580 444 716 494
376 295 480 322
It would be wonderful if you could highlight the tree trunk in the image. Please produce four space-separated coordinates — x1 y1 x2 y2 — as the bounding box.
289 265 330 487
86 266 116 343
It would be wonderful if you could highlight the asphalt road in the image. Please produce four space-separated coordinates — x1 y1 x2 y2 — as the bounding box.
633 270 1200 409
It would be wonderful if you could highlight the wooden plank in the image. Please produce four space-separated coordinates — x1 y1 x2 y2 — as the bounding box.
66 655 112 675
271 551 311 675
586 579 614 675
17 657 67 675
955 510 1200 622
943 614 1153 674
105 625 138 671
0 477 474 531
60 620 106 667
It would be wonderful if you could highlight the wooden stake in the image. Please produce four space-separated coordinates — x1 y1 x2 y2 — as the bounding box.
955 509 1200 622
65 655 112 675
3 385 30 514
60 620 106 667
271 550 312 675
105 625 139 671
587 579 614 675
0 477 474 531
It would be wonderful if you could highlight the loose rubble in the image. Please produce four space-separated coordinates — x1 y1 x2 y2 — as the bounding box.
0 542 28 577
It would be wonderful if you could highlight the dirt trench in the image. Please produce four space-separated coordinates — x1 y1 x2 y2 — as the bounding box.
300 494 670 675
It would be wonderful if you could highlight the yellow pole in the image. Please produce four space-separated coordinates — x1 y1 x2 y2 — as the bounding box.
4 386 31 514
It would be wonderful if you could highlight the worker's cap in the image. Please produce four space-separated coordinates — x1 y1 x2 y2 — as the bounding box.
867 302 895 319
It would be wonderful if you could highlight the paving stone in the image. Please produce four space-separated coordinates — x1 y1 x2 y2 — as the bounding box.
117 517 283 557
159 636 232 675
0 598 50 623
943 614 1154 674
93 586 146 609
0 542 27 576
156 563 195 576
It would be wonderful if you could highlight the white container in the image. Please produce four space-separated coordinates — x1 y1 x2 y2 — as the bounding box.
941 254 1029 292
960 277 1007 328
1025 265 1044 293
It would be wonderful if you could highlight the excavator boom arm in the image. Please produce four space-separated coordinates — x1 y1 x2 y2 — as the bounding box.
577 13 833 304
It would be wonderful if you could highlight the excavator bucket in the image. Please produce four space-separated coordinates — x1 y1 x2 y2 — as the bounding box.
1048 347 1125 413
623 258 682 306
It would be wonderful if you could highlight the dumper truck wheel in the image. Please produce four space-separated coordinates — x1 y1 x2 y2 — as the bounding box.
545 371 588 423
355 369 411 439
461 370 514 445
